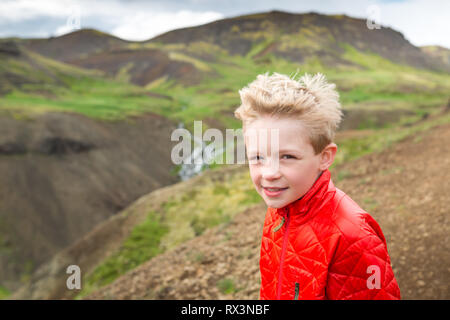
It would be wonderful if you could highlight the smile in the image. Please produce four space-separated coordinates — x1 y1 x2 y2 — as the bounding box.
262 186 288 197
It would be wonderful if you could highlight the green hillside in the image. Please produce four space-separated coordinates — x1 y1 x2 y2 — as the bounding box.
1 36 448 132
0 41 175 120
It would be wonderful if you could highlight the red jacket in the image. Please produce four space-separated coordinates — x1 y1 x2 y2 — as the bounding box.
259 169 401 300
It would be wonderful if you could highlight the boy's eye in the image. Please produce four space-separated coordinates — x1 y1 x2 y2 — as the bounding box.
248 155 263 163
282 154 296 159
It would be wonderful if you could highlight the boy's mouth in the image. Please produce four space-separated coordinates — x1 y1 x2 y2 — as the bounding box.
262 186 288 197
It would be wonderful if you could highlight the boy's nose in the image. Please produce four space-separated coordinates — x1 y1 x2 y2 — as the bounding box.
261 160 281 180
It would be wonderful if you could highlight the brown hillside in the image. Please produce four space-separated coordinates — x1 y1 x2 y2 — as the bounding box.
0 111 179 291
23 29 129 62
67 48 210 87
86 120 449 300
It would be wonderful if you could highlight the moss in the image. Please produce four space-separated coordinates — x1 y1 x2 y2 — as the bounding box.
336 169 353 182
213 185 230 196
115 62 134 83
77 211 168 298
217 278 237 294
239 189 261 205
168 52 212 72
19 260 33 284
0 286 10 300
362 197 379 211
230 25 240 33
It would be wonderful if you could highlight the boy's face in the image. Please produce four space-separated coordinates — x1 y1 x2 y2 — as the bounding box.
244 115 336 209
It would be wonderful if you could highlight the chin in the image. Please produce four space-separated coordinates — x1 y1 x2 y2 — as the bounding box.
264 199 287 209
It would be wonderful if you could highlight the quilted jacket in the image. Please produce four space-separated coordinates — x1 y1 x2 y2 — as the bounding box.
259 169 401 300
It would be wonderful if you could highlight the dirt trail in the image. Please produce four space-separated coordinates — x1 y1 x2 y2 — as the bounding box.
86 123 450 300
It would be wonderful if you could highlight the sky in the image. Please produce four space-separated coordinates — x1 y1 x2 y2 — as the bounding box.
0 0 449 48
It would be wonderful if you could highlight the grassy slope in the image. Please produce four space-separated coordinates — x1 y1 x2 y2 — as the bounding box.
0 49 176 120
75 166 259 299
146 40 450 131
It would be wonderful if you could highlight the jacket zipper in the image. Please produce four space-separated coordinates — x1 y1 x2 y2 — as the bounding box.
276 207 290 299
294 282 300 300
273 217 285 233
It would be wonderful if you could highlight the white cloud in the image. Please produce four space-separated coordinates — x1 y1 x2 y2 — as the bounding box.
0 0 74 22
376 0 450 47
111 10 224 41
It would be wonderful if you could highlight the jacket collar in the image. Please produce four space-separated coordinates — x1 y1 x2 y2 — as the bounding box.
273 168 335 218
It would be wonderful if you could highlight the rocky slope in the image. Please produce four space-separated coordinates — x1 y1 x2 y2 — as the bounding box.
0 111 179 291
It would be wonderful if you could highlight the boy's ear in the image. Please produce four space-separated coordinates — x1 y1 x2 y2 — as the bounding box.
319 143 337 171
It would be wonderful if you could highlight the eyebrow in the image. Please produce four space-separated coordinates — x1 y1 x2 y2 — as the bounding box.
278 149 303 155
246 148 304 156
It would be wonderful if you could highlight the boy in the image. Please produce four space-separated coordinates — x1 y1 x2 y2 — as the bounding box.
234 72 400 300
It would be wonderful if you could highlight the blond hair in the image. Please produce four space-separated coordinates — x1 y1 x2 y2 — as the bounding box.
235 71 343 155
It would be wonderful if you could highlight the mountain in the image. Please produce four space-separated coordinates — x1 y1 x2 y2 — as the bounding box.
20 11 450 92
148 10 448 72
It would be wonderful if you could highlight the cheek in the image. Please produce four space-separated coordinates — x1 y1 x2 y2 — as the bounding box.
249 166 261 187
283 168 302 185
283 161 317 186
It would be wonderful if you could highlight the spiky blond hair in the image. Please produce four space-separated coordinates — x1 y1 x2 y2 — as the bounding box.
235 71 343 154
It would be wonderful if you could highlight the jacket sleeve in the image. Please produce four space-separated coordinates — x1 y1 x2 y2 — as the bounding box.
326 214 401 300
